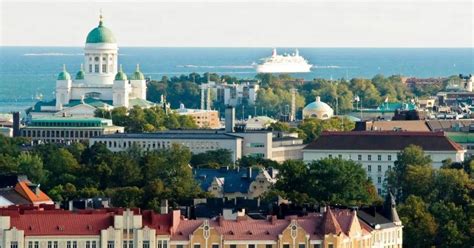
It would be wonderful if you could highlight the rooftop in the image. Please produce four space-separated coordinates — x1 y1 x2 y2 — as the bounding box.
304 131 464 151
92 131 242 140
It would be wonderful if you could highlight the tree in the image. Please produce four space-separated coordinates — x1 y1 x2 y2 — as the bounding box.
16 152 47 185
106 187 144 208
272 158 378 205
387 145 432 201
398 195 438 247
297 117 355 143
190 149 233 168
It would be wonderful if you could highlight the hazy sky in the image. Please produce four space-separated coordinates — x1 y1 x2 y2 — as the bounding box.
1 0 473 47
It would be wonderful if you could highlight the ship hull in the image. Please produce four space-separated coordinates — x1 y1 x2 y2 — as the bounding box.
255 63 312 73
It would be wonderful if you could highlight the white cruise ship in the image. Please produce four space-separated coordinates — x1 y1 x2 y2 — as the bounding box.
255 49 312 73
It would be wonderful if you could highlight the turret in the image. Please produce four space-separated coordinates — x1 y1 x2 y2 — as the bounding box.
75 64 85 81
113 65 130 108
130 64 146 99
384 191 402 226
56 64 72 110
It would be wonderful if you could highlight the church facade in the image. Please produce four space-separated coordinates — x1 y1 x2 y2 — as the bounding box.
31 15 152 117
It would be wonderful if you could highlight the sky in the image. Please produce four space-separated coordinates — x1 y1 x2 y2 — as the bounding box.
0 0 473 47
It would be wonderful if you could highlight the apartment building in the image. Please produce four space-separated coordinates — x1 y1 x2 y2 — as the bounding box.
303 131 465 195
0 205 402 248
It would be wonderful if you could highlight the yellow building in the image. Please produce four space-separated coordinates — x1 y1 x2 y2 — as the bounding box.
0 207 402 248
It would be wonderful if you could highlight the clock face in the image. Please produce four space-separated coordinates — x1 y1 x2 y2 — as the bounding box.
291 225 297 230
204 226 209 231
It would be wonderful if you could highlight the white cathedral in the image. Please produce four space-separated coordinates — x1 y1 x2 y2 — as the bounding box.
32 15 152 117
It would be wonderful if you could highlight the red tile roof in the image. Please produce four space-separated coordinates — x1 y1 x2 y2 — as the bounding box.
322 208 342 235
304 131 464 151
14 182 53 204
6 211 114 236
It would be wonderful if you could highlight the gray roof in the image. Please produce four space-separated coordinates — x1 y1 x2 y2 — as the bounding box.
92 131 242 140
0 188 31 205
193 167 260 193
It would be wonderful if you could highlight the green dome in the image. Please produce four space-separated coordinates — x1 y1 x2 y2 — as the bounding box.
57 65 71 80
86 18 116 44
76 64 85 80
115 65 128 81
130 64 145 80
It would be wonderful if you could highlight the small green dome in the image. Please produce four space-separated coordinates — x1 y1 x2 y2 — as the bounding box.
76 64 85 80
130 64 145 80
115 65 128 81
57 65 71 80
86 17 116 44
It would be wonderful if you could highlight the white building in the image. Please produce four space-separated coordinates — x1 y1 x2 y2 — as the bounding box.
303 131 466 195
201 81 260 107
302 96 334 120
31 15 152 118
89 130 304 163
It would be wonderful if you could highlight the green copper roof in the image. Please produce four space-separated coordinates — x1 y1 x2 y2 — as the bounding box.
57 65 71 80
130 64 145 80
76 64 85 80
86 17 116 44
115 65 128 81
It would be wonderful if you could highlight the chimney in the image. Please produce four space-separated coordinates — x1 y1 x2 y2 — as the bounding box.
35 185 41 196
12 112 20 137
320 205 327 213
270 215 277 225
247 167 253 178
160 199 168 214
225 106 235 133
353 121 367 131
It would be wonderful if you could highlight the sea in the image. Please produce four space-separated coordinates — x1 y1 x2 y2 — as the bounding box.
0 47 473 113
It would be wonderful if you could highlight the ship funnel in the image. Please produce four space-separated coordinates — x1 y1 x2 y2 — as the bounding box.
272 48 277 57
295 49 299 56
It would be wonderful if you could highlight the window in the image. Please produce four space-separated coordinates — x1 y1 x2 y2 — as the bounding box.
388 155 392 161
89 64 93 73
368 155 372 161
378 165 382 172
28 242 33 248
313 245 321 248
67 242 72 248
102 64 107 73
162 241 168 248
86 242 91 248
248 245 255 248
177 245 183 248
95 64 99 73
143 241 150 248
328 244 334 248
10 242 18 248
328 154 332 158
249 143 264 148
367 165 372 172
54 242 58 248
212 245 219 248
377 177 382 184
194 245 200 248
378 155 382 161
338 154 342 159
298 245 305 248
108 241 115 248
283 245 290 248
123 241 127 248
48 241 52 248
266 245 272 248
358 155 362 161
73 241 77 248
230 245 236 248
388 165 392 171
35 242 39 248
378 188 382 195
92 242 97 248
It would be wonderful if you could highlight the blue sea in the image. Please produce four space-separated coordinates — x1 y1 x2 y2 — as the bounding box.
0 47 473 113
